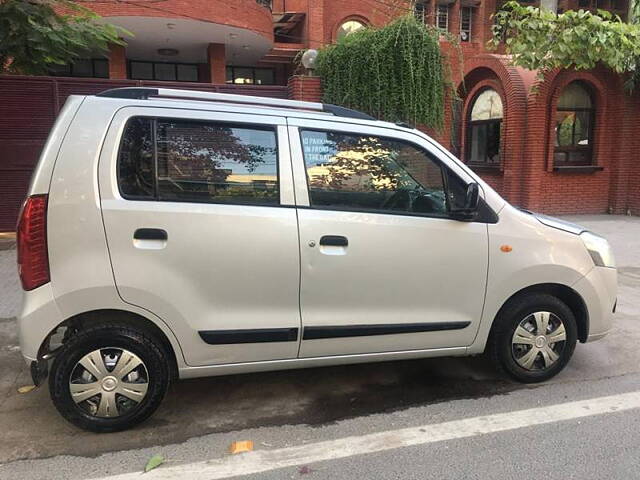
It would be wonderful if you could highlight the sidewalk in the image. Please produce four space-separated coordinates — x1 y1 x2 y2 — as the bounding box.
0 245 20 319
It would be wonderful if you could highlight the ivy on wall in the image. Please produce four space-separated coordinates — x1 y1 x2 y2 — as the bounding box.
491 1 640 91
632 0 640 23
315 15 450 129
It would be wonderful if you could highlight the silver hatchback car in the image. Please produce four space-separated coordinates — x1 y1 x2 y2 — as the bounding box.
17 87 617 432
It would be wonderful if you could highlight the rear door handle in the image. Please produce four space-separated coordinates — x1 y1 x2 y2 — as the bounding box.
319 235 348 247
134 228 167 241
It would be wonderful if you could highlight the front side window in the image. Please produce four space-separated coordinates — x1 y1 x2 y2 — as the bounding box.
554 82 594 166
300 130 449 217
466 88 503 166
118 118 279 206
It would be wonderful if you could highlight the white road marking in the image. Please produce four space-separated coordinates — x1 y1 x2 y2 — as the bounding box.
93 391 640 480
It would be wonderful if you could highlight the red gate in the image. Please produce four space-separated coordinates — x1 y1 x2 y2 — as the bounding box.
0 75 289 231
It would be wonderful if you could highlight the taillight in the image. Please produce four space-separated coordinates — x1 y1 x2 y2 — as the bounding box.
17 195 50 291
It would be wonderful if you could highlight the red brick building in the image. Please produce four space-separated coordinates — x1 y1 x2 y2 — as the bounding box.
1 0 638 230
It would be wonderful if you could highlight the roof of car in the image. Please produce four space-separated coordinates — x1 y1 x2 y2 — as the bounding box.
96 86 375 118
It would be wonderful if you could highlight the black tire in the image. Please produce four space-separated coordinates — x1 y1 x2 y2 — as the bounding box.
49 323 170 433
488 293 578 383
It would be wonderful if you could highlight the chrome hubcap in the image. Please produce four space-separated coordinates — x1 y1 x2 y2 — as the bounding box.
511 311 567 371
69 348 149 418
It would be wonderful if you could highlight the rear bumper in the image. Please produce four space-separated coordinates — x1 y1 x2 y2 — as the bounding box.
572 266 617 342
18 282 63 362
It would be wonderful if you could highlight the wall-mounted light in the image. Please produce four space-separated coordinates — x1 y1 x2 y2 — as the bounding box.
166 23 176 30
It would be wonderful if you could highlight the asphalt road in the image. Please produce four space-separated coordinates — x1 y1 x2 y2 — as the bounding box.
1 215 639 480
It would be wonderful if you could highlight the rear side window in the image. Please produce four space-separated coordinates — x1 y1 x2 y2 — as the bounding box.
300 129 447 216
118 118 154 199
117 117 279 206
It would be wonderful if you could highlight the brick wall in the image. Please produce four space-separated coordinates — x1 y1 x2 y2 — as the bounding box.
75 0 273 42
288 76 322 103
321 0 408 45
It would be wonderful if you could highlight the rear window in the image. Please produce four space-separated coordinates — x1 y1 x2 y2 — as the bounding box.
117 117 279 206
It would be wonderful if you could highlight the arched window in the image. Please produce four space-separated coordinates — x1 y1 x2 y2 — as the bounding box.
554 82 594 166
466 88 503 166
336 20 366 40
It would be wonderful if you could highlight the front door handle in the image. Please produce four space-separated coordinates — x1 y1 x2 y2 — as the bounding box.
319 235 348 247
134 228 168 241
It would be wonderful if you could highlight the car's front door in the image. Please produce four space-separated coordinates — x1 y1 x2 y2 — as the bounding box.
99 108 301 367
288 119 489 358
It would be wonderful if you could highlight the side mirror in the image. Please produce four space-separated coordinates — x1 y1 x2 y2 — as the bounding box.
464 182 480 211
451 182 480 221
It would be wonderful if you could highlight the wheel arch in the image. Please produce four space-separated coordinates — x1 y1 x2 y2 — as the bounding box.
492 283 589 343
40 309 180 380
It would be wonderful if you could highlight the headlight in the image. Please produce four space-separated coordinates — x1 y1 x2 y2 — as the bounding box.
580 231 616 268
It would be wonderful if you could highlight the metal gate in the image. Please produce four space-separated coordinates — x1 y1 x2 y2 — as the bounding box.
0 75 289 231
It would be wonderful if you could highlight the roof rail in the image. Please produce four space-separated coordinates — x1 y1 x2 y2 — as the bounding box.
96 87 376 121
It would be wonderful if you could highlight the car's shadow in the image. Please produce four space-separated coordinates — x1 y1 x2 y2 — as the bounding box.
155 354 521 433
1 347 526 463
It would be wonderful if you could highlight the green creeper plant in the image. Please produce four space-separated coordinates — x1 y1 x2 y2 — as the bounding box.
632 0 640 23
315 14 450 129
0 0 130 75
490 1 640 91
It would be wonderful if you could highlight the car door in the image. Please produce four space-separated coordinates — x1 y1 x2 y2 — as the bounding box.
99 107 301 367
287 118 489 358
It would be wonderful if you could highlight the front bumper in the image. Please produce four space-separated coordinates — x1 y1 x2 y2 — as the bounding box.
572 266 617 342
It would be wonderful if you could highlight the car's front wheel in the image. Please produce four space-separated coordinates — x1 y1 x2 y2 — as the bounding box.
49 323 170 432
489 293 578 383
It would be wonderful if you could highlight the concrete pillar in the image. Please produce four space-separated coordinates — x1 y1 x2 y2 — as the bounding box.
288 75 322 102
108 44 127 79
540 0 558 12
207 43 226 84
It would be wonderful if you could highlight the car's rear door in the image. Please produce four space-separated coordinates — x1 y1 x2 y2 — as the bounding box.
99 107 301 367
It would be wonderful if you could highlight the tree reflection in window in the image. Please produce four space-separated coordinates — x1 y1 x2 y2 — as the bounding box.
301 130 447 215
466 88 503 167
156 120 278 204
554 82 594 167
117 117 279 205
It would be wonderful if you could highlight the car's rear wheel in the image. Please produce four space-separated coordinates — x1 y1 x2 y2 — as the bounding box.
489 293 578 383
49 323 169 432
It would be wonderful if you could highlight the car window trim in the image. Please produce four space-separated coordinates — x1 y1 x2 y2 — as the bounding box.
297 127 453 219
